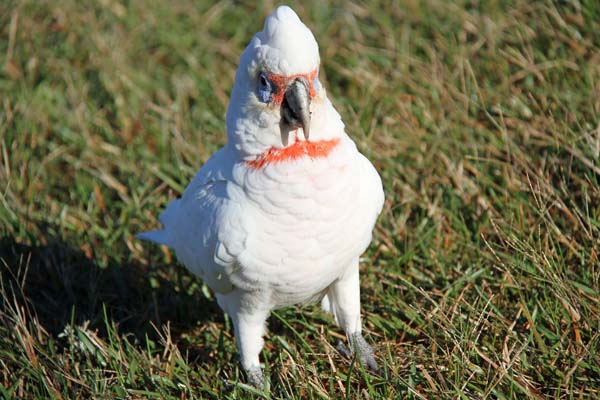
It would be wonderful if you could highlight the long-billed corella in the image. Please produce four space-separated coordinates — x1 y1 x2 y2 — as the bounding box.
138 5 384 387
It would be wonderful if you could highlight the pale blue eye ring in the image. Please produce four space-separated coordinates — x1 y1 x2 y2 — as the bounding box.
313 73 321 92
257 72 272 103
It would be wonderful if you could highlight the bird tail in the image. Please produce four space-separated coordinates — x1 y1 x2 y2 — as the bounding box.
136 198 180 247
136 229 171 246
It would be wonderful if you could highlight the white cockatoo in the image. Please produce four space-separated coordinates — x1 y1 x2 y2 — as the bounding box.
138 5 384 387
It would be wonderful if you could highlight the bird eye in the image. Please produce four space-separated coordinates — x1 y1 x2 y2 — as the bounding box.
257 72 272 103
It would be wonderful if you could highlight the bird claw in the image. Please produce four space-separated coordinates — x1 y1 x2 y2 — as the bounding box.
336 340 352 358
245 366 265 388
337 333 379 372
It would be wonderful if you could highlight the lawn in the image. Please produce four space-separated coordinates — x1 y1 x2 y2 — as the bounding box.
1 0 599 398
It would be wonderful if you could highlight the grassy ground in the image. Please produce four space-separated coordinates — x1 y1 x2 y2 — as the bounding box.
1 0 599 398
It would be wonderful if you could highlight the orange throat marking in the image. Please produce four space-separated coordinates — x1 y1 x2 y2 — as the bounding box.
247 138 341 169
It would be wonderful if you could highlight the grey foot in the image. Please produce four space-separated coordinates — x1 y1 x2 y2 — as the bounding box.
245 366 264 388
336 333 379 372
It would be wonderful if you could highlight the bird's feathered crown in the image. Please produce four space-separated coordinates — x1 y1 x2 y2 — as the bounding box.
240 6 320 77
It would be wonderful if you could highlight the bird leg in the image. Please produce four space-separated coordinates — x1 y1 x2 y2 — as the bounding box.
235 309 269 387
326 259 379 371
218 292 269 388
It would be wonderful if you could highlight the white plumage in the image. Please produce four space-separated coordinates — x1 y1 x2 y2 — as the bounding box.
138 5 384 386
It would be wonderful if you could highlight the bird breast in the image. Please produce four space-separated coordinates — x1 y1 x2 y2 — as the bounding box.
227 137 381 307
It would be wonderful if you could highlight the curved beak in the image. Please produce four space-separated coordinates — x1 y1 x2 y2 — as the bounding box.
281 78 311 140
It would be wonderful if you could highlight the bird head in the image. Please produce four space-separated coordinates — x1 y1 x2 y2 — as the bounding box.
226 6 338 158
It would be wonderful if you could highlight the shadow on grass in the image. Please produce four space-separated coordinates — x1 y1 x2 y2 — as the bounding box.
0 234 221 344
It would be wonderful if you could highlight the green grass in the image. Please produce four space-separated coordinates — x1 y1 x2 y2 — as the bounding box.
1 0 599 398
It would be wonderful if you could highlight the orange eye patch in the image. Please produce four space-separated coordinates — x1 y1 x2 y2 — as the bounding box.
266 69 318 105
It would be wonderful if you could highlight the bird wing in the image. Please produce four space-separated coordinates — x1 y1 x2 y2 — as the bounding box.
137 147 247 294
